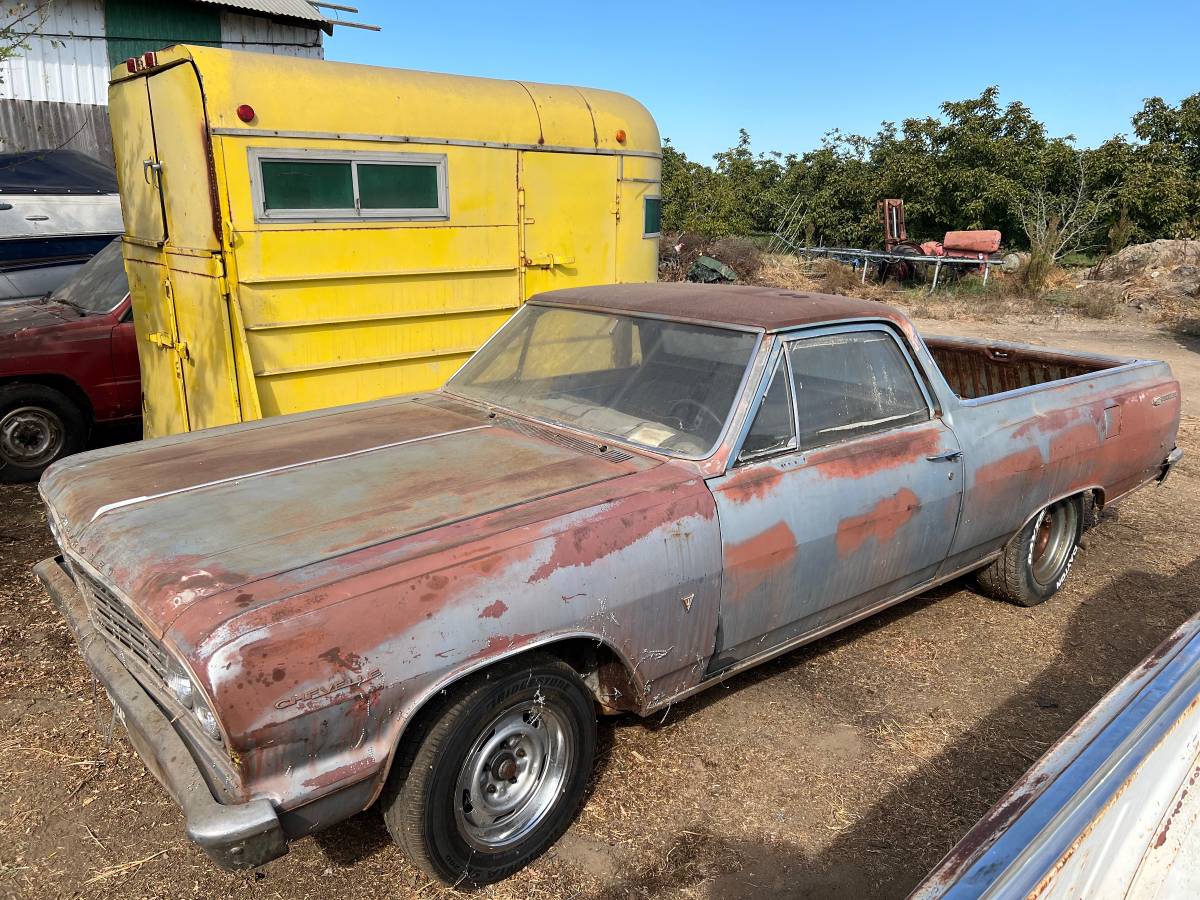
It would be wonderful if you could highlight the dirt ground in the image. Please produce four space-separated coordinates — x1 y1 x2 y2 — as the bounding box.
2 310 1198 900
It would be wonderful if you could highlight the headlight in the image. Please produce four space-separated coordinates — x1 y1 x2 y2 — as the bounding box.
164 660 194 709
193 698 223 742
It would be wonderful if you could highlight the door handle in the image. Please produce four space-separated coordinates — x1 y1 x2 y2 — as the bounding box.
143 159 163 184
926 449 963 462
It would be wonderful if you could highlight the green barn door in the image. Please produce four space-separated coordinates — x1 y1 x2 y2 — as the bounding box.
105 0 221 68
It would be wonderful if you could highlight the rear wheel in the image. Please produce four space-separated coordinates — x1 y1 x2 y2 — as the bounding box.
382 654 596 886
0 384 86 482
975 495 1083 607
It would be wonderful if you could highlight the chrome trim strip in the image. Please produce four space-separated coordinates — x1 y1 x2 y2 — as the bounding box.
211 127 663 159
89 425 492 522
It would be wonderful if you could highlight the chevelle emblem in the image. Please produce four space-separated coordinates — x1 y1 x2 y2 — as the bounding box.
275 668 382 710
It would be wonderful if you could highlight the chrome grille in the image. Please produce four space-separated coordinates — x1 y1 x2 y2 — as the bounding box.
73 566 170 681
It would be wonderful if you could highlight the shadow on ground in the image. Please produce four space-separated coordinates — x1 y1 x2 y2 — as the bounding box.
568 556 1200 900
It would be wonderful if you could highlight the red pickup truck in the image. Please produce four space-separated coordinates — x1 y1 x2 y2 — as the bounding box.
0 239 137 481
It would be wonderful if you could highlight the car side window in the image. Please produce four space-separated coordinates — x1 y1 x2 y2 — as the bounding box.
739 356 797 461
787 330 929 451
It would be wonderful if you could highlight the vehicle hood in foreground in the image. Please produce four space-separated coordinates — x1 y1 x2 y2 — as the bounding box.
41 395 655 635
0 298 79 336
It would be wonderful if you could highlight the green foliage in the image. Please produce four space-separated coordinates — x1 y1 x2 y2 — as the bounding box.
1 4 38 82
662 88 1200 253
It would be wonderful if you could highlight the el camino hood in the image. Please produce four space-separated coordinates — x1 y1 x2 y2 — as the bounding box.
0 298 78 335
41 395 654 635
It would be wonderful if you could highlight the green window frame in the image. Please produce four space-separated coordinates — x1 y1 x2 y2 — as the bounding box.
250 149 449 222
644 196 662 237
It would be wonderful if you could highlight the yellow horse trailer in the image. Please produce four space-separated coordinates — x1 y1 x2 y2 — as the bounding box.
109 45 661 437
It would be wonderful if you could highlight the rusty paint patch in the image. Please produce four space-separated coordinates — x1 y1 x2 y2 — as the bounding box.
835 488 921 557
807 426 942 480
478 599 508 619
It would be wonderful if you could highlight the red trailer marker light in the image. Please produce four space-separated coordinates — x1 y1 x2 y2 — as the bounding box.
236 104 256 123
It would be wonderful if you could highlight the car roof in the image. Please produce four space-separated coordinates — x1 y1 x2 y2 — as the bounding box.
532 283 909 333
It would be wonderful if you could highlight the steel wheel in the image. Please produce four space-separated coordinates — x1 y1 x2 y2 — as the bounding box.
382 653 596 886
455 700 572 851
0 405 65 469
1028 500 1080 587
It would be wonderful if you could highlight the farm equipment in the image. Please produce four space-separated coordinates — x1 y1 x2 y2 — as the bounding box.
771 197 1003 292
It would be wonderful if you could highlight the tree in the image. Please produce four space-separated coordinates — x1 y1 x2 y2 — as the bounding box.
1015 150 1109 294
1 3 44 83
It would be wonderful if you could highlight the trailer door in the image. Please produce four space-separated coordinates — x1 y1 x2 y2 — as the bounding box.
519 152 618 297
109 78 166 244
111 62 237 438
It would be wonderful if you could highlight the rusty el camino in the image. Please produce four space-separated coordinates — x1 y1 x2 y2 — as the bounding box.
35 284 1182 885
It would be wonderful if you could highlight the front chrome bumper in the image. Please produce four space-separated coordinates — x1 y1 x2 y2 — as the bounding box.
35 556 287 870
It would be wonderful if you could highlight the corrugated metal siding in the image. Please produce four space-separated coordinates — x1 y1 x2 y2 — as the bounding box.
104 0 221 69
196 0 326 24
0 0 109 104
0 99 114 165
219 12 323 57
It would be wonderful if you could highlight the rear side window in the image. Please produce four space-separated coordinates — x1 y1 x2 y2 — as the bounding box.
786 331 929 450
253 150 448 221
644 197 661 236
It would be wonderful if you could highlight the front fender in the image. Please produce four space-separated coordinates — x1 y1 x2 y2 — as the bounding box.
196 471 723 813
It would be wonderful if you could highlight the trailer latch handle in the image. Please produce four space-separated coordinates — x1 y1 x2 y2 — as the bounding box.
524 253 576 269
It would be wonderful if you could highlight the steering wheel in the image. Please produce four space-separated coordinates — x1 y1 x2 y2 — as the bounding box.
668 398 724 434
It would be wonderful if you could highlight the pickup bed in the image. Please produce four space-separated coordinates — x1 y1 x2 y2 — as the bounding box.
35 284 1182 886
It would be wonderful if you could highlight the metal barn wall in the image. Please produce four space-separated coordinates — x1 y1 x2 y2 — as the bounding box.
0 98 114 164
103 0 222 68
219 12 323 57
0 0 324 164
0 0 110 104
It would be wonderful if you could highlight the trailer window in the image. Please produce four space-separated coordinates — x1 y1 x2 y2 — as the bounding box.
358 163 439 210
644 197 661 236
251 150 448 221
261 160 353 211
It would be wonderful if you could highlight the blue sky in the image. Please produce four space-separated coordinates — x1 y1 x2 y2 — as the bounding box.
325 1 1199 163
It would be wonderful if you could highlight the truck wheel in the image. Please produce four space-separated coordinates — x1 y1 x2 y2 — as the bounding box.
0 384 86 482
975 495 1083 607
382 653 596 886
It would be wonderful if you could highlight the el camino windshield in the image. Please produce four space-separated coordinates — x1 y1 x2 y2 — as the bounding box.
449 305 757 456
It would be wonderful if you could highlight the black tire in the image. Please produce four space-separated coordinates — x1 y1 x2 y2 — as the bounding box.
0 384 87 482
382 653 596 887
975 495 1084 607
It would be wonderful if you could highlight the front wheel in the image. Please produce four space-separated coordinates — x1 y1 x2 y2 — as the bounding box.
0 384 86 482
975 495 1083 607
382 654 596 886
